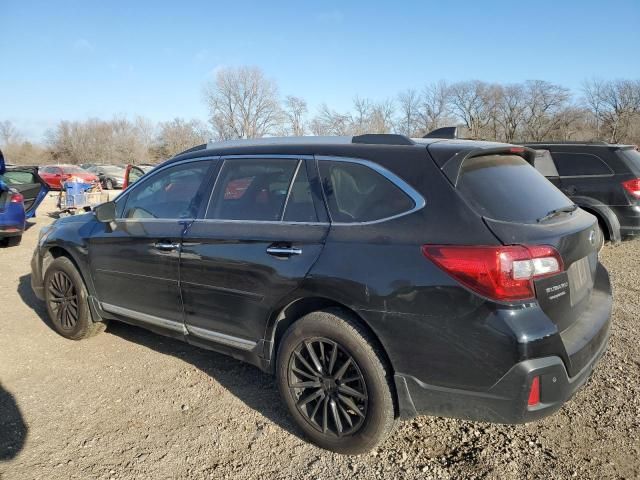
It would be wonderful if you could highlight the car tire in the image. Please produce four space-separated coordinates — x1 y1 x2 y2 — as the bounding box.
43 256 107 340
6 235 21 247
105 179 114 190
276 308 397 454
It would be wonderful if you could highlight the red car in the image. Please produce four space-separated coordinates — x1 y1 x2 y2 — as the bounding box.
38 165 99 190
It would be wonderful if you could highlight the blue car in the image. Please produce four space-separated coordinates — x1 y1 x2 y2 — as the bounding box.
0 151 49 246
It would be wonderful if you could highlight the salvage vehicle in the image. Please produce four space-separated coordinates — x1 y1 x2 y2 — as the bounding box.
31 135 612 454
0 152 49 246
86 165 126 190
38 164 99 190
522 142 640 245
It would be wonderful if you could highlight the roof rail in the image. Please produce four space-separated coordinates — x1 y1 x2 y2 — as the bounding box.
351 134 414 146
423 126 458 139
207 134 415 149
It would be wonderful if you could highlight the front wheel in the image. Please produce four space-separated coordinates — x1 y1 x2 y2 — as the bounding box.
276 309 397 454
44 256 107 340
105 179 114 190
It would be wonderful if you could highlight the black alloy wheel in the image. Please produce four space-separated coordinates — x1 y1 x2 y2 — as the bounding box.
288 337 368 437
47 270 79 331
43 256 107 340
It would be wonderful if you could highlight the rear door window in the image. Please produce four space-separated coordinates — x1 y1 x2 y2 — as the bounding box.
457 154 574 223
282 164 318 222
552 153 613 177
206 159 298 221
318 160 415 223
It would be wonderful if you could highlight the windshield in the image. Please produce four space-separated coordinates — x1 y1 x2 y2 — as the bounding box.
457 154 574 223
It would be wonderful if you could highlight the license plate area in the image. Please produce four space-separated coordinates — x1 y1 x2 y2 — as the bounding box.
567 256 593 306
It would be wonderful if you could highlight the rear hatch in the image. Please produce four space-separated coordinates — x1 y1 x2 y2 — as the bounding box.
433 147 606 373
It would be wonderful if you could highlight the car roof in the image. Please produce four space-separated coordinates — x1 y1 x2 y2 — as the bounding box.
165 135 519 168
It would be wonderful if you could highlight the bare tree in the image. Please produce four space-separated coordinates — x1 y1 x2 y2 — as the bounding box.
310 104 352 136
204 66 282 140
522 80 571 141
497 84 528 142
583 79 640 143
282 96 307 136
156 118 210 158
582 79 607 138
368 99 395 134
419 81 451 134
396 89 421 136
448 81 493 138
0 120 21 145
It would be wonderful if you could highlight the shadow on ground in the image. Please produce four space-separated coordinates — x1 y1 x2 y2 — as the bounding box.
17 274 54 333
106 321 303 441
16 273 304 443
0 384 28 461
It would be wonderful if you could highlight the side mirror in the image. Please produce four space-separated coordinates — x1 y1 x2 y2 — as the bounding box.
94 201 116 223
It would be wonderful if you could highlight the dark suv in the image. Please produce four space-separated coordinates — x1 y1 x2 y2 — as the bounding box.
523 142 640 244
31 135 612 454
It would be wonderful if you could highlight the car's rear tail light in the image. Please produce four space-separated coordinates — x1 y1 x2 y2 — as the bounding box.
10 192 24 204
421 245 563 302
528 376 540 406
622 178 640 199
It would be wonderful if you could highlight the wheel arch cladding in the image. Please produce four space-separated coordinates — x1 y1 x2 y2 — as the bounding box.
266 297 399 414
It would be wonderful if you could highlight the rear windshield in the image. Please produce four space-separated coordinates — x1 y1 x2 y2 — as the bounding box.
457 154 574 223
618 148 640 175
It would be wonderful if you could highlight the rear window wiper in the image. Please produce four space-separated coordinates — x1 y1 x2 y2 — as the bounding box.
537 204 578 223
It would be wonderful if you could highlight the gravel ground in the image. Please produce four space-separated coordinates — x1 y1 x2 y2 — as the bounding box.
1 195 639 479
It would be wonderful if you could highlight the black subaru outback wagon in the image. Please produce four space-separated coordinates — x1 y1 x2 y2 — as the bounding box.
524 142 640 244
31 134 612 454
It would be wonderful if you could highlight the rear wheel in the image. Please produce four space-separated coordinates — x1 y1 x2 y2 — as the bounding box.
276 309 396 454
44 257 107 340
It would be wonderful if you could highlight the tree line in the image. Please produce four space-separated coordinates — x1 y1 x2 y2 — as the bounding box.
2 66 639 166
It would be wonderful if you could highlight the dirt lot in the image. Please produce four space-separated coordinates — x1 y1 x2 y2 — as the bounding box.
1 194 639 479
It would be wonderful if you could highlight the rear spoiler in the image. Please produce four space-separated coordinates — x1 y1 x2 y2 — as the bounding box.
441 146 537 187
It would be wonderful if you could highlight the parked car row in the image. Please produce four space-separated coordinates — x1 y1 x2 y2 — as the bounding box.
36 163 157 191
31 133 613 454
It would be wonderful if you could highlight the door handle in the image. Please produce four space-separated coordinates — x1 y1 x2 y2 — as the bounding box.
266 246 302 257
154 241 180 252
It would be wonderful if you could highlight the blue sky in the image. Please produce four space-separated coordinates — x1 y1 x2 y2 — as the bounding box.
1 0 639 141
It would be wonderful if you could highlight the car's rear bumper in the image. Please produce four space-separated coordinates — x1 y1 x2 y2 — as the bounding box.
394 264 612 423
0 224 24 237
395 327 609 422
610 205 640 238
